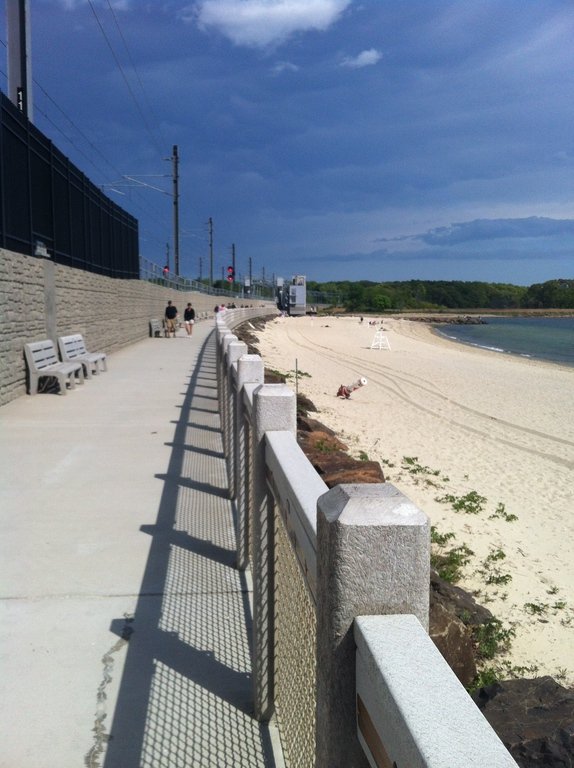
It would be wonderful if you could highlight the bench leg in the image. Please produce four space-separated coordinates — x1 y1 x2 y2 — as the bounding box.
29 373 39 395
57 373 68 395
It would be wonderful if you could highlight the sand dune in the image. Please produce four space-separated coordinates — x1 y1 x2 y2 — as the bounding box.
255 314 574 685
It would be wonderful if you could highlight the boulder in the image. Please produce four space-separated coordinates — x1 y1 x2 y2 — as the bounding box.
429 600 477 687
472 677 574 766
429 570 494 688
297 430 349 456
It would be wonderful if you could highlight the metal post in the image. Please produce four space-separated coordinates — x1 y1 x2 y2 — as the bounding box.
172 145 179 276
7 0 33 120
209 216 214 289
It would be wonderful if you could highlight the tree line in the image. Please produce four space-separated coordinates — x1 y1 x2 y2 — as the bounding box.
306 278 574 312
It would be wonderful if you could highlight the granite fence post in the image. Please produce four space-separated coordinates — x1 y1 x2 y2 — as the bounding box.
235 354 264 571
252 383 296 722
219 332 237 462
316 483 430 768
225 339 248 495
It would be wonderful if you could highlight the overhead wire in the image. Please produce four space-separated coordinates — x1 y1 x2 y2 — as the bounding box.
86 0 165 161
104 0 168 150
0 15 200 264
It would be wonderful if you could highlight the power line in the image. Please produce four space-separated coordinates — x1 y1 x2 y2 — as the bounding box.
0 27 189 267
86 0 164 160
103 0 168 150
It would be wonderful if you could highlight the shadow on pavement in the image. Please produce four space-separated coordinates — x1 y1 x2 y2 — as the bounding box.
101 334 277 768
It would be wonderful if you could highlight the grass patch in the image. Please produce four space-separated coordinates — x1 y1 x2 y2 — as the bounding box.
435 490 487 515
473 618 515 660
430 526 473 583
489 502 518 522
401 456 447 487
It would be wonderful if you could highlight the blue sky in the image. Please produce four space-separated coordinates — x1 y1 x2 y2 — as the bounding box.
1 0 573 285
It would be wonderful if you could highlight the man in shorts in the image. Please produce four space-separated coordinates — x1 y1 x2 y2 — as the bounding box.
184 303 195 336
164 300 178 337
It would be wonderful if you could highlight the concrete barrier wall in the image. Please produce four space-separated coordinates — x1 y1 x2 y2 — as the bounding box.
0 248 272 407
215 312 519 768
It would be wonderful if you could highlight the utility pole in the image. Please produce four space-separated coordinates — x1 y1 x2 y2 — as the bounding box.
249 257 253 289
165 242 170 270
199 257 203 282
171 145 179 276
231 243 236 291
7 0 33 120
208 217 214 289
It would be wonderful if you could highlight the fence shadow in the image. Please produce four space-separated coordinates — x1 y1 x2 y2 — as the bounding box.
102 333 277 768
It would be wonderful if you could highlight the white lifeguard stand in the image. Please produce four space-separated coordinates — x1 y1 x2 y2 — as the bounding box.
370 329 391 350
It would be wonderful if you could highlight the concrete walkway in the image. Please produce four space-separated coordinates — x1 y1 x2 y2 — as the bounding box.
0 320 283 768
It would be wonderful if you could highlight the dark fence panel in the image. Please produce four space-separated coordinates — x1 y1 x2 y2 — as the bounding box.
0 91 139 278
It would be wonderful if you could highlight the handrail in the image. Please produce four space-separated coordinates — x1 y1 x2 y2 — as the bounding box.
355 615 518 767
265 430 326 603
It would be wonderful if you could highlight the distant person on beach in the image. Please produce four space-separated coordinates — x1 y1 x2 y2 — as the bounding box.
164 300 178 337
184 303 195 336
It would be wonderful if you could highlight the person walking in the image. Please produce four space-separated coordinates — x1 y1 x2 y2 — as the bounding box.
184 302 195 336
164 300 178 337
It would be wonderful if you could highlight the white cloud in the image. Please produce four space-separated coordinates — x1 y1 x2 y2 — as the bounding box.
340 48 382 68
271 61 300 74
190 0 351 49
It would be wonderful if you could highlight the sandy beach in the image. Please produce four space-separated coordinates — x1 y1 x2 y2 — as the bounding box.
254 314 574 685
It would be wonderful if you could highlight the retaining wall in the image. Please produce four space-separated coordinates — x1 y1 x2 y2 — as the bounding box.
0 248 271 406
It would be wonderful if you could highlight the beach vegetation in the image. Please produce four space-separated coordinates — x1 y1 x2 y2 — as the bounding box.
469 660 540 692
555 668 568 683
358 451 369 461
478 548 512 586
401 456 445 487
522 600 567 617
430 526 473 583
435 490 487 515
314 438 337 454
473 618 516 660
523 601 550 616
489 502 518 522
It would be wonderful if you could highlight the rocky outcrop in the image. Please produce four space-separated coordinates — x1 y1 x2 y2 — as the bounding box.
472 677 574 766
406 315 486 324
297 414 385 488
429 570 494 688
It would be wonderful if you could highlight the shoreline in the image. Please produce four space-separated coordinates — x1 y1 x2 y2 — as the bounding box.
254 313 574 686
429 318 574 371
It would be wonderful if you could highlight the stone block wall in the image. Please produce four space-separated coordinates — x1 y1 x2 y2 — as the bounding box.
0 248 270 407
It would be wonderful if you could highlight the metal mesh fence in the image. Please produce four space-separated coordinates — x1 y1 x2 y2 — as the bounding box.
0 92 139 278
273 502 317 768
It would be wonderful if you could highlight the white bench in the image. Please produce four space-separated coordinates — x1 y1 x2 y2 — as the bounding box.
25 340 84 395
58 334 107 379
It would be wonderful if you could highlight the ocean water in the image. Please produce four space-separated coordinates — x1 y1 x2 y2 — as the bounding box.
435 316 574 367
